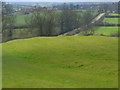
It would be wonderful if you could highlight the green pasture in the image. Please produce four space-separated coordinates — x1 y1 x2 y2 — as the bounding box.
78 26 119 36
15 13 33 26
94 27 119 35
2 36 118 88
109 13 120 16
103 18 119 24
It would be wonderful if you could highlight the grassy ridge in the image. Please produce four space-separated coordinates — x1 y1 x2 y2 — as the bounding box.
3 36 118 88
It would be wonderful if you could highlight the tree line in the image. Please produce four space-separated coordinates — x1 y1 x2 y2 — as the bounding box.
2 2 95 39
2 2 15 40
4 2 115 41
25 4 94 36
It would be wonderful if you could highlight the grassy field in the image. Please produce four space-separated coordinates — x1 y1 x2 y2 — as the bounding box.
15 14 28 26
2 36 118 88
15 13 32 26
94 27 119 35
103 18 119 24
95 13 119 35
109 13 120 16
78 26 119 36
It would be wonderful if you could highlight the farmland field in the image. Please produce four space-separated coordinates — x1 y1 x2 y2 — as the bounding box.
2 1 119 88
109 13 120 16
94 26 119 35
103 18 119 24
15 13 32 26
2 36 118 88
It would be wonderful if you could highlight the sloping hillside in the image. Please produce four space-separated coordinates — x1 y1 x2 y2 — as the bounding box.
2 36 118 88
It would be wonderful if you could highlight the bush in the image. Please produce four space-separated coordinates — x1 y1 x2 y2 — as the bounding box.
80 26 95 36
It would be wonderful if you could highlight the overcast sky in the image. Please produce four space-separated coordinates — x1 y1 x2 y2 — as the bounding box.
3 0 119 2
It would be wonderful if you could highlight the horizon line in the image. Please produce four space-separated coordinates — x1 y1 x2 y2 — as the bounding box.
2 0 119 3
2 1 119 2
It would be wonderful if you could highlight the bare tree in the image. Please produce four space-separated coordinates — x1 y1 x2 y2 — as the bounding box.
26 9 58 36
26 4 94 36
118 1 120 14
81 10 94 26
60 4 82 34
44 11 58 36
2 2 15 40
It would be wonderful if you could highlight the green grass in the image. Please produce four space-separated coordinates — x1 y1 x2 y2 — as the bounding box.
2 36 118 88
15 13 33 26
94 27 119 35
109 13 120 16
15 14 27 26
103 18 119 24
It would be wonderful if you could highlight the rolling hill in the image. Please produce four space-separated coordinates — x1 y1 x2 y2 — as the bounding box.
2 36 118 88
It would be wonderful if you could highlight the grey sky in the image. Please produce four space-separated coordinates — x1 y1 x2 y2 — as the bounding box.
3 0 119 2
